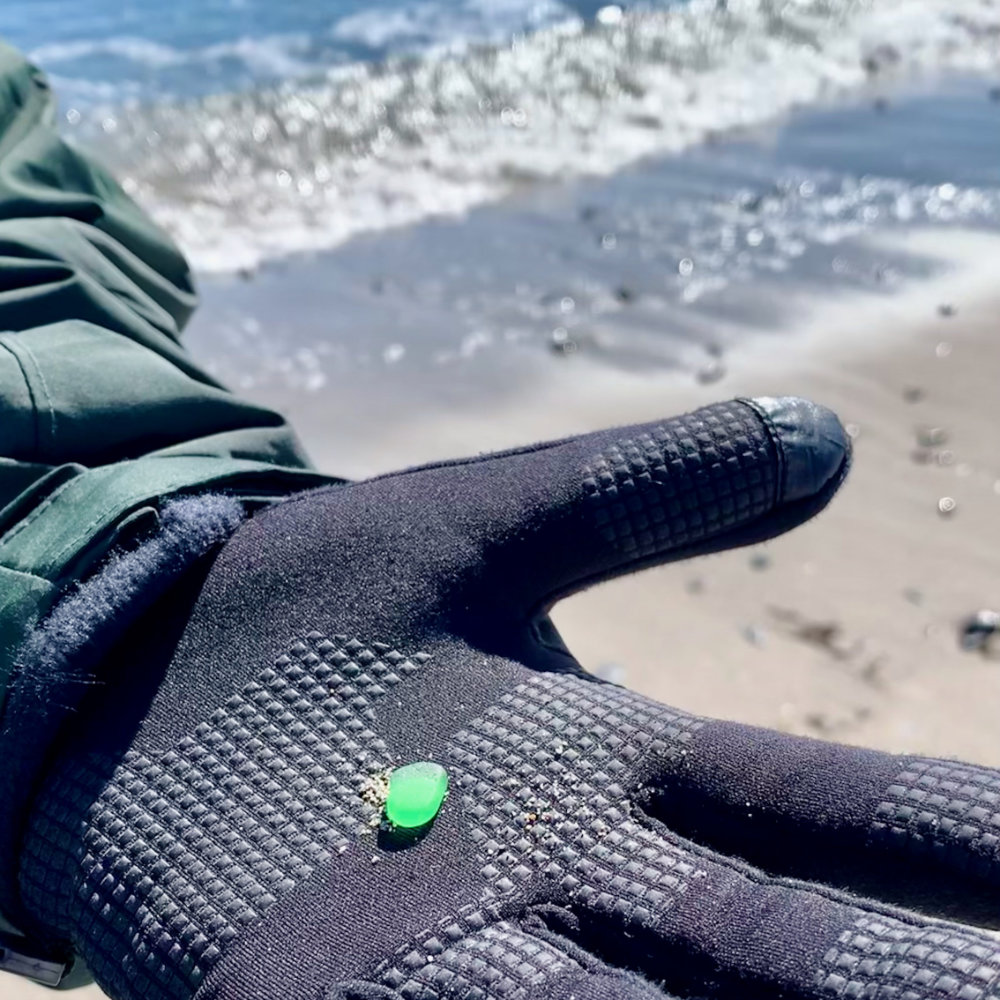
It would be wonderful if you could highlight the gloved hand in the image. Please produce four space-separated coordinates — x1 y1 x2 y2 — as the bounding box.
11 397 1000 1000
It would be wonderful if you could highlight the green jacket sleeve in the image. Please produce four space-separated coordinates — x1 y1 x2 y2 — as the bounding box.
0 39 336 702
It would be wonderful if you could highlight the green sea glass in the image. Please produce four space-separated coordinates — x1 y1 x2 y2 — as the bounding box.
385 761 449 828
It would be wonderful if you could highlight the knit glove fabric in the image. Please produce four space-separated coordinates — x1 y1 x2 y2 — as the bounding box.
15 397 1000 1000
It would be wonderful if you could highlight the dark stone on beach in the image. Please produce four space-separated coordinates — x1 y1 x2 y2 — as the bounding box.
615 285 637 303
990 86 1000 103
873 98 890 113
862 44 900 76
915 425 948 447
696 360 726 384
902 385 925 403
579 205 599 222
959 610 1000 654
549 328 578 355
237 267 255 282
911 428 955 467
938 303 956 318
627 113 662 130
749 552 771 571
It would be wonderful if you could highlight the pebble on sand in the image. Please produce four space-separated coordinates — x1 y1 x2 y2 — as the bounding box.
938 303 957 318
696 360 726 384
594 662 626 684
915 425 949 448
937 496 957 516
959 610 1000 654
902 385 926 403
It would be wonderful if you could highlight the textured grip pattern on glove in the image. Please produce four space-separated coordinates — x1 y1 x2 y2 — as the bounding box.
357 674 706 998
582 401 779 560
873 759 1000 874
381 921 581 1000
19 635 428 1000
818 912 1000 1000
451 674 704 911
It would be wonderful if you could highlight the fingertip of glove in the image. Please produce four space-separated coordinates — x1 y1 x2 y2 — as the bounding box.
745 396 850 503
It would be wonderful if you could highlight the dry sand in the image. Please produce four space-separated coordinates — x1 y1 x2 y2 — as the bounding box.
3 230 999 1000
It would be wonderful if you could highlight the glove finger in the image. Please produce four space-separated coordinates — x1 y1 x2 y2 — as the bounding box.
639 715 1000 928
437 671 996 1000
406 396 849 613
626 843 1000 1000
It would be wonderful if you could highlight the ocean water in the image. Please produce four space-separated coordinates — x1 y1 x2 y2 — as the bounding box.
0 0 585 104
179 76 1000 427
3 0 1000 276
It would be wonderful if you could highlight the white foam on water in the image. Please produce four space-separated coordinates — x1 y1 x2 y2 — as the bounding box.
330 0 570 52
32 32 316 79
31 37 186 68
81 0 1000 273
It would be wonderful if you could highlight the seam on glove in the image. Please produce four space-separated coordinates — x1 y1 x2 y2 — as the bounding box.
739 396 788 503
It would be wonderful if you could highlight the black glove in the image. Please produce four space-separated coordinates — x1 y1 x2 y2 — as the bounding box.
10 397 1000 1000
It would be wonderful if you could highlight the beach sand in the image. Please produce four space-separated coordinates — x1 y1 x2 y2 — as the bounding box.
3 230 999 999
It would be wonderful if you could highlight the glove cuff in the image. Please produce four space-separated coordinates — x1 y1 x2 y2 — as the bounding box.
0 494 245 962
